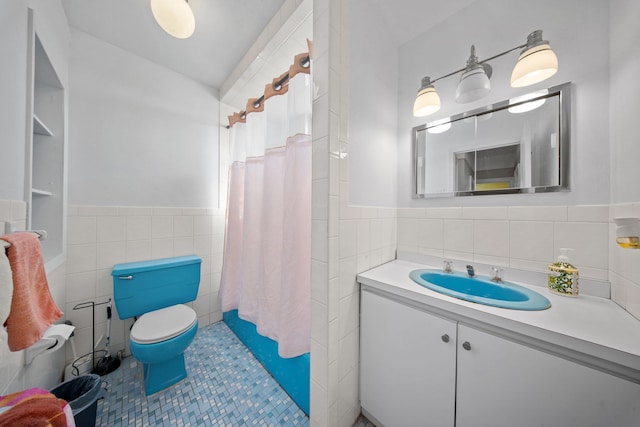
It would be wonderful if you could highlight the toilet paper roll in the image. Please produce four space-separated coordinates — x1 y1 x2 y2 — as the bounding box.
25 323 75 365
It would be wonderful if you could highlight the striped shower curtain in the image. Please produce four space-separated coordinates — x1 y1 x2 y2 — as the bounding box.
219 67 312 358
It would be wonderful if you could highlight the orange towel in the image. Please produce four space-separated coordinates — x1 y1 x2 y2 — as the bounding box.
2 232 63 351
0 388 72 427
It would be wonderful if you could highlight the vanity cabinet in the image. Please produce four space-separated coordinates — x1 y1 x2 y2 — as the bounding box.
361 289 640 427
360 290 457 426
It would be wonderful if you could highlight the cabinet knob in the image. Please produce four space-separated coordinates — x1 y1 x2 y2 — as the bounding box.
462 341 471 351
441 334 450 343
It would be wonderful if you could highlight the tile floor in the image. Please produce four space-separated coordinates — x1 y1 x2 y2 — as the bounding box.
96 321 375 427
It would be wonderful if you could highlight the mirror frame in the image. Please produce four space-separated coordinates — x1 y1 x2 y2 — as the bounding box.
412 82 572 198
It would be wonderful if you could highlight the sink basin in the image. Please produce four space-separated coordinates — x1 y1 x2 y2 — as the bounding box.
409 269 551 310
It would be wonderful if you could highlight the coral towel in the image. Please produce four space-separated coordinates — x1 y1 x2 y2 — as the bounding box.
2 232 63 351
0 388 75 427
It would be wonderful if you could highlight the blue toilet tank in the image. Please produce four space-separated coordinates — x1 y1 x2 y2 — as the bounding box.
111 255 202 319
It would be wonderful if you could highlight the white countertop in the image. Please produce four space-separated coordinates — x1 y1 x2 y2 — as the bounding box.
358 260 640 382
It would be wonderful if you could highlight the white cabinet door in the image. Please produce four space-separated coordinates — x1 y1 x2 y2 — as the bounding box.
456 324 640 427
360 290 457 427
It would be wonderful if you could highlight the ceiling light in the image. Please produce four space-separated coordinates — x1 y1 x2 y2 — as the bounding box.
456 45 492 103
413 77 441 117
413 30 558 117
511 31 558 87
150 0 195 39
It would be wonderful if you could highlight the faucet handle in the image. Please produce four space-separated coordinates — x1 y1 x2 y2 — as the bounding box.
490 266 504 282
442 260 453 273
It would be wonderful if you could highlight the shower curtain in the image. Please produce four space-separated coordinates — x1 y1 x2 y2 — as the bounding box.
219 60 312 358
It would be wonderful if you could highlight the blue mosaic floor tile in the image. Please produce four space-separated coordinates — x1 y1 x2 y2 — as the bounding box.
96 322 308 427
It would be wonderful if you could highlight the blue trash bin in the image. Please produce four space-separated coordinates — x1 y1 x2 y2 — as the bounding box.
50 374 103 427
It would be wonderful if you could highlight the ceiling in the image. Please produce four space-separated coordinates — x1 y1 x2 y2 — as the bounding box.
61 0 476 94
62 0 286 90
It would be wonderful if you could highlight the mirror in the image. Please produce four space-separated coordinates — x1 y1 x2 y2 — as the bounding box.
413 82 571 198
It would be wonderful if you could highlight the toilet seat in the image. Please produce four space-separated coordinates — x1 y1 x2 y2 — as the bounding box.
130 304 197 344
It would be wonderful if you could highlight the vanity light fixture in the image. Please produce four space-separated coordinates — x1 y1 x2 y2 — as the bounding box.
455 45 492 104
413 30 559 117
150 0 195 39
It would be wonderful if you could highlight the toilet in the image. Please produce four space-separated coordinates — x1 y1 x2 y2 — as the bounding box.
111 255 201 395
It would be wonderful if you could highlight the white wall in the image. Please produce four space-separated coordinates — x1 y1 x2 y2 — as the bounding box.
68 29 220 208
347 0 398 207
395 0 610 207
0 0 69 393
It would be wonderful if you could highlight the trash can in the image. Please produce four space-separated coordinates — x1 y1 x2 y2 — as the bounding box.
50 374 103 427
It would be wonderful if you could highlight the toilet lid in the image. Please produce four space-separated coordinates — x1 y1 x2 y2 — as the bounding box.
130 304 197 344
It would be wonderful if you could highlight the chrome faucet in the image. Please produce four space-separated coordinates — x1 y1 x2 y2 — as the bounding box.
466 264 475 277
490 266 504 282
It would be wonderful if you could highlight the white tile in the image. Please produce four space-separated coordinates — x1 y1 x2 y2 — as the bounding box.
568 205 609 222
312 220 329 262
329 277 339 321
338 329 358 380
66 244 97 274
118 206 152 216
311 340 328 388
311 260 329 304
313 179 329 221
313 137 329 180
508 206 567 221
66 271 96 303
397 218 420 252
77 206 118 216
193 215 213 236
125 240 152 262
67 216 96 245
311 300 328 347
97 242 126 270
338 220 357 259
125 216 151 241
443 220 474 253
356 220 370 254
339 257 358 299
509 221 554 262
462 206 508 220
474 220 509 257
151 238 173 259
338 292 358 338
473 254 510 269
417 219 444 250
554 222 609 269
174 237 195 255
173 216 194 237
427 207 462 219
153 207 182 216
97 216 125 243
397 208 425 218
152 216 173 238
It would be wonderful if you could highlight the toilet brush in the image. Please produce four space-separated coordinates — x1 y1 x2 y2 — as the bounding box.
94 299 121 376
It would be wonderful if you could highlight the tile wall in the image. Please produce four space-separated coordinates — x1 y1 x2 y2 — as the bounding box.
397 205 610 282
64 205 225 364
610 203 640 320
311 1 398 426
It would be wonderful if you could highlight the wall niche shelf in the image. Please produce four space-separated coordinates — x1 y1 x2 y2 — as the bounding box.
32 189 54 197
25 8 66 265
33 113 53 136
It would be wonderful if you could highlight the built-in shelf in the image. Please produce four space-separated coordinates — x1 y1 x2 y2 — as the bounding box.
33 113 53 136
32 188 53 197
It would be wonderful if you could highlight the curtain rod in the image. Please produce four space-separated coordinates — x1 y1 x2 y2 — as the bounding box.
226 53 311 129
